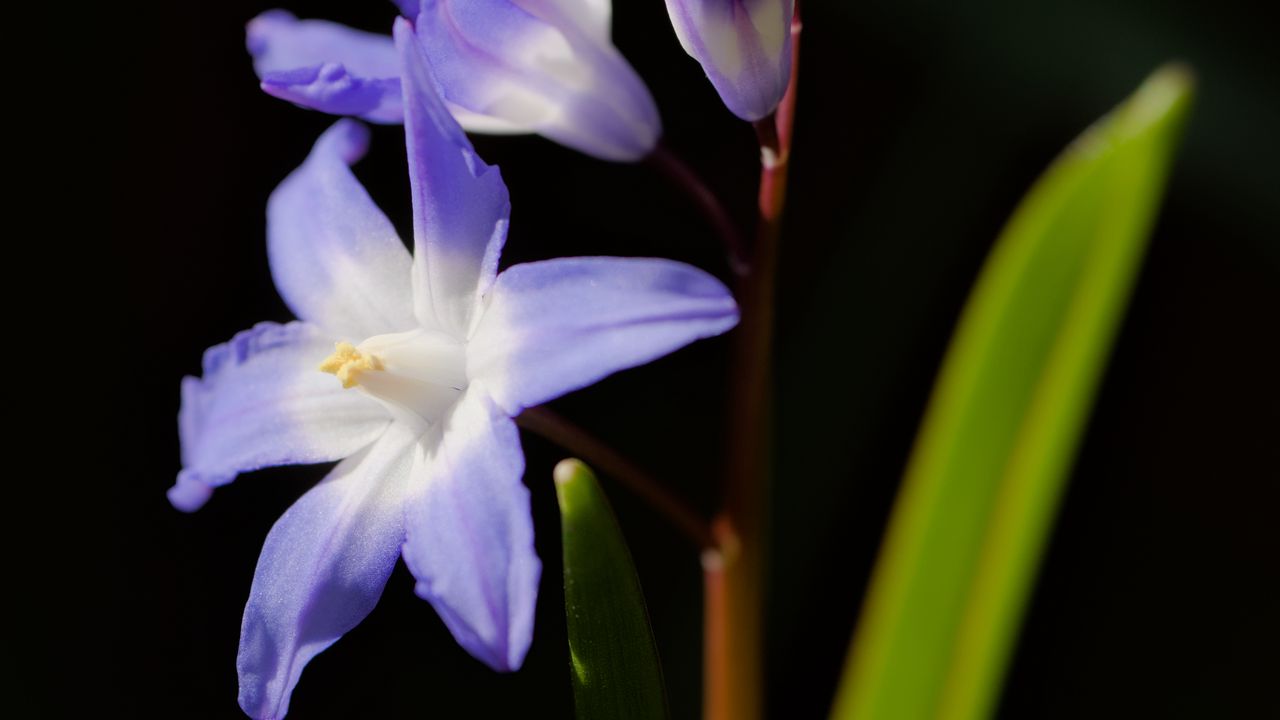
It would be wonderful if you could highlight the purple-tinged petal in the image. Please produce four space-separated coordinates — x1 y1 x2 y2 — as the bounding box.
393 0 420 17
167 472 214 513
268 120 416 341
402 385 540 671
395 19 511 337
445 105 533 135
467 257 739 414
415 0 661 161
665 0 794 121
515 0 611 44
248 10 404 123
259 65 403 125
174 322 391 512
237 422 418 720
247 10 525 133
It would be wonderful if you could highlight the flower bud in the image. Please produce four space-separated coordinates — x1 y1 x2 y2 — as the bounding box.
665 0 794 121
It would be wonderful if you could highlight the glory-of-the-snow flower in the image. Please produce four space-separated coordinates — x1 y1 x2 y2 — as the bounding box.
248 0 661 161
174 19 737 719
664 0 795 121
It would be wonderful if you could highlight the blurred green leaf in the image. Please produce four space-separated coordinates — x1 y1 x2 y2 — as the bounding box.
831 65 1194 720
556 459 669 720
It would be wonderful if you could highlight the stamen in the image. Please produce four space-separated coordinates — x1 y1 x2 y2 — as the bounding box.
319 341 384 389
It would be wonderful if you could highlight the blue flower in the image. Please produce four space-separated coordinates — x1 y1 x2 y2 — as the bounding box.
248 1 661 161
664 0 794 121
176 21 737 718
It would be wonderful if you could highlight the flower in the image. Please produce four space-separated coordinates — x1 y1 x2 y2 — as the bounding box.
176 20 737 718
664 0 794 121
248 1 661 161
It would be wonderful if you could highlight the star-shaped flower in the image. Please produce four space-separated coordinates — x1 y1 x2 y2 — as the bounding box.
174 20 736 718
248 0 661 161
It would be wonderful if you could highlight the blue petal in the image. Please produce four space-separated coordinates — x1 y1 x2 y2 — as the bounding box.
519 0 612 44
415 0 661 161
467 257 740 414
664 0 794 121
402 386 540 671
268 120 416 341
173 322 391 512
392 0 420 17
237 423 418 719
248 10 404 123
395 19 511 337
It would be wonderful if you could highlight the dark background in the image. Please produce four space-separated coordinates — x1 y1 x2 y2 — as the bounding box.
79 0 1279 717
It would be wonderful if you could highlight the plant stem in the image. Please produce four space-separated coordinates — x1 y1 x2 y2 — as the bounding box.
704 8 802 720
648 143 751 277
517 406 716 551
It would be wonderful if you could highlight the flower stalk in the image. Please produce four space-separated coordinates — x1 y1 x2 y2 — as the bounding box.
517 406 717 551
704 7 802 720
647 144 750 277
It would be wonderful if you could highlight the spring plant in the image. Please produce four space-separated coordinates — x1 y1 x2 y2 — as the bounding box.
171 2 1192 718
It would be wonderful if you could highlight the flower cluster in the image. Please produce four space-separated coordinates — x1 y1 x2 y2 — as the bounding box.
176 2 792 717
248 0 794 160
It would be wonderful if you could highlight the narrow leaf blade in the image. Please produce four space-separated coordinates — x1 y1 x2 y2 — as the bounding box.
556 459 670 720
832 65 1194 720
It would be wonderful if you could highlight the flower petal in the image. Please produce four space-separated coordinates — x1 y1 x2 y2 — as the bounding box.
468 257 740 414
173 322 391 512
665 0 794 121
268 119 416 340
237 422 418 720
393 0 421 18
415 0 661 161
248 10 404 123
402 385 540 672
395 18 512 338
515 0 611 44
445 105 534 135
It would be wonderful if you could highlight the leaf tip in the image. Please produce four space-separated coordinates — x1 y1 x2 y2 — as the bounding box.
1128 62 1196 129
554 458 589 488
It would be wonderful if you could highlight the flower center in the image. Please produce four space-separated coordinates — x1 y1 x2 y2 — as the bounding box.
318 329 468 424
319 342 384 388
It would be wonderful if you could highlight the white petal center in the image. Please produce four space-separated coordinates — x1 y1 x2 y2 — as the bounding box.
320 328 467 424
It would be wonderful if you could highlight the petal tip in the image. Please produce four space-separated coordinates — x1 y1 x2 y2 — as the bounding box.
246 10 298 56
314 118 372 166
391 15 414 44
168 471 214 512
410 579 513 672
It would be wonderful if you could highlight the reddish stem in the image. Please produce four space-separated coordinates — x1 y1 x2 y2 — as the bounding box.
517 406 716 551
647 143 751 277
704 7 803 720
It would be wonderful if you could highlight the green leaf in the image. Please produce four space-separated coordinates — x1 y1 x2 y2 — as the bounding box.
555 459 670 720
831 64 1194 720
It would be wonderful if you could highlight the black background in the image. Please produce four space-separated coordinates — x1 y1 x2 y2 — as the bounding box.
71 0 1280 717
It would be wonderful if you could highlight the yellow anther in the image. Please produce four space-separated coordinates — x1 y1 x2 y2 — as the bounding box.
319 341 384 389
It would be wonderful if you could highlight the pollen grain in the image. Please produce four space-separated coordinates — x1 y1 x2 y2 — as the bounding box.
319 342 383 389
